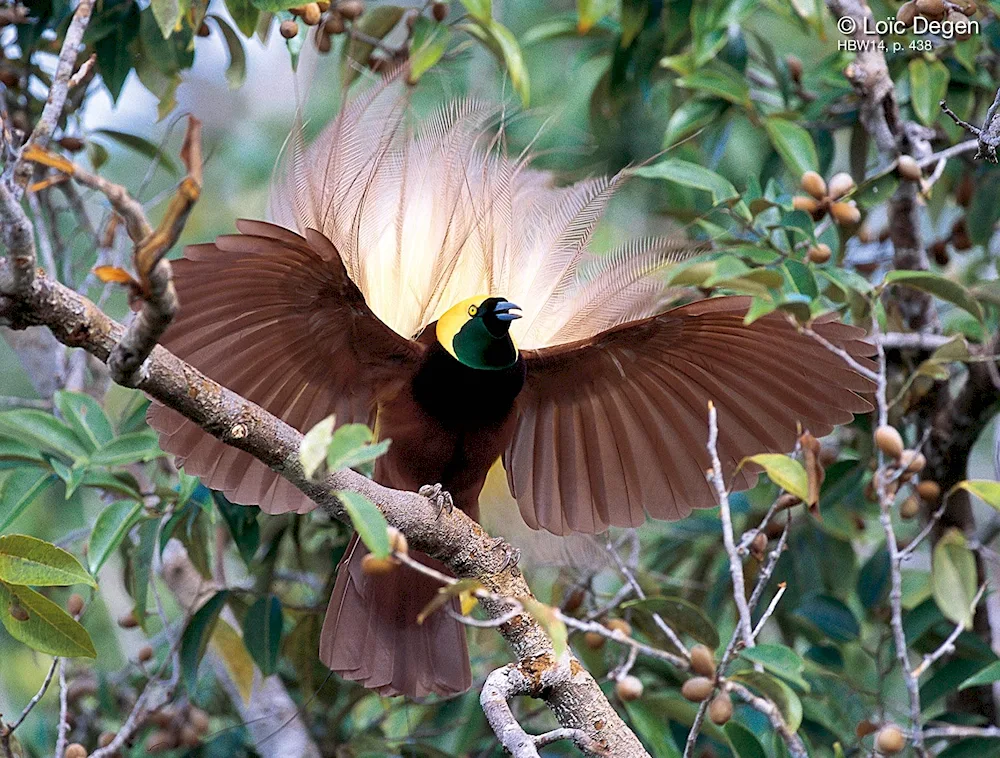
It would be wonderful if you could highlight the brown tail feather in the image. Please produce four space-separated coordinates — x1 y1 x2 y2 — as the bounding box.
320 535 471 698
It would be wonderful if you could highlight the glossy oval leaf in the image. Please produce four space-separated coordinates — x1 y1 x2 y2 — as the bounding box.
336 490 390 559
740 644 809 690
635 158 739 206
793 594 859 641
90 432 164 467
726 721 767 758
0 437 46 465
0 470 57 533
181 590 230 694
327 424 390 475
731 670 803 732
54 391 114 450
0 534 96 587
408 17 451 84
243 594 282 677
909 58 949 126
0 410 88 460
0 581 96 657
765 117 818 177
883 270 983 322
300 415 335 480
88 500 145 574
952 480 1000 510
932 528 978 629
960 660 1000 691
742 454 810 503
622 595 720 649
210 14 247 89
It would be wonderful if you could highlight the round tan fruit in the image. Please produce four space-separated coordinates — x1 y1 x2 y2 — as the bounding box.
681 676 715 702
361 554 396 575
59 136 85 152
98 732 116 748
9 603 28 622
67 593 84 616
807 243 832 264
903 450 926 474
146 730 177 753
776 492 802 511
118 611 139 628
279 19 299 38
750 532 768 561
827 172 855 200
690 644 716 677
138 644 154 663
301 3 322 24
315 28 332 52
915 0 945 17
800 170 827 200
899 495 920 519
875 724 907 754
432 2 448 21
916 479 941 502
324 12 345 33
616 675 644 701
896 0 917 24
897 155 921 181
338 0 365 19
189 707 211 735
830 201 861 225
65 745 87 758
583 631 606 650
180 725 201 748
709 692 733 725
875 425 904 459
792 196 823 217
604 618 632 637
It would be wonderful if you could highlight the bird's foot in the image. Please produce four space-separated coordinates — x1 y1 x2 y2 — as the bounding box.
419 483 454 518
490 536 521 572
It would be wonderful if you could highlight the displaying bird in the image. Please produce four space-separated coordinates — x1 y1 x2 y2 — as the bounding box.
147 79 874 699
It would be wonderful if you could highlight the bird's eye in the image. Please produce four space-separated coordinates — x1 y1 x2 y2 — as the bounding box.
468 305 478 317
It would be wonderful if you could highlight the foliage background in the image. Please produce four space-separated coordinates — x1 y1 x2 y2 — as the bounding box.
1 0 1000 756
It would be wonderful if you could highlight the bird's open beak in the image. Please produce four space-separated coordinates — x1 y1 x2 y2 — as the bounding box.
493 301 522 322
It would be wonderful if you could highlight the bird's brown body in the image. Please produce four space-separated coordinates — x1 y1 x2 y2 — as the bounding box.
148 84 877 699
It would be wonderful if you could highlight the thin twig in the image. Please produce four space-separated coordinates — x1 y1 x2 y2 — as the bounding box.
912 583 987 677
707 401 754 648
6 657 58 733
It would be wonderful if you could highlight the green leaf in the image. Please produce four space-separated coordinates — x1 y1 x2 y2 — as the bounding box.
213 492 260 565
676 65 750 106
408 17 451 84
624 698 683 758
79 470 142 500
740 644 809 690
663 99 726 148
225 0 260 36
932 528 978 629
731 670 803 731
742 454 811 504
463 19 530 107
327 424 391 475
210 14 248 89
725 721 766 758
0 470 56 533
909 58 949 126
764 118 818 177
211 618 255 702
243 594 282 677
337 490 390 559
181 590 230 693
0 436 46 465
622 596 720 649
0 410 89 460
519 596 567 658
92 129 180 175
151 0 183 38
0 535 95 587
634 158 739 206
300 415 335 480
458 0 491 23
793 594 859 641
576 0 615 33
883 270 983 322
88 500 145 574
952 480 1000 509
0 581 96 657
95 2 140 101
960 660 1000 690
128 518 158 630
54 391 114 450
90 432 164 467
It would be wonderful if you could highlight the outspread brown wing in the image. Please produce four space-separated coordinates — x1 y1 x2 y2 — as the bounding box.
504 296 875 535
147 221 423 514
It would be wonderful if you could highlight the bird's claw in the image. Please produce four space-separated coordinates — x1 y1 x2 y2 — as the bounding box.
419 483 454 518
490 536 520 571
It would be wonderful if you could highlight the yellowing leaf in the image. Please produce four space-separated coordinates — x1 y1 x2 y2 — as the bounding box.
743 454 811 504
519 596 567 659
0 581 97 657
0 535 96 588
417 578 483 624
211 618 256 703
952 480 1000 510
932 529 978 629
